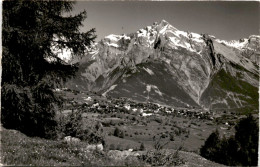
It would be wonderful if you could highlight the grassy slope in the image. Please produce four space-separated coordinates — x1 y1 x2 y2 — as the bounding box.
1 127 112 166
200 68 258 114
1 127 224 166
107 62 198 107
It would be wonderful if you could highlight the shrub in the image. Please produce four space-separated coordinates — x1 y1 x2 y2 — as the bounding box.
114 127 124 138
154 117 163 124
140 148 184 166
116 144 122 151
56 110 84 139
140 143 145 151
109 144 115 150
126 145 130 150
170 134 175 141
161 133 167 138
57 111 105 145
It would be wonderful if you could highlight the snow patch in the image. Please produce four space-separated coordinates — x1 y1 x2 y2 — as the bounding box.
146 85 163 96
137 29 147 37
102 84 117 97
159 24 168 35
105 34 120 41
122 34 131 40
143 67 154 75
169 37 196 53
215 38 248 50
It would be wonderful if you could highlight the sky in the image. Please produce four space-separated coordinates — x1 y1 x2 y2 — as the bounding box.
72 1 259 42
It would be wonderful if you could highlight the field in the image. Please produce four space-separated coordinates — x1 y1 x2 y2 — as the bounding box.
60 89 244 153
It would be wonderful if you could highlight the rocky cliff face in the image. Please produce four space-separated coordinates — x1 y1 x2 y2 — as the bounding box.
67 20 259 111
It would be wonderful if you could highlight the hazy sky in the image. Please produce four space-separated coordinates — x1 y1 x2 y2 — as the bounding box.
72 1 259 42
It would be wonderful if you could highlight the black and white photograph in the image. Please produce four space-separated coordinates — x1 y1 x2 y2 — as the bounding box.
1 0 259 166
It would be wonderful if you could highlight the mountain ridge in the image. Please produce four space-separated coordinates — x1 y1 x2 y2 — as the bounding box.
66 20 259 111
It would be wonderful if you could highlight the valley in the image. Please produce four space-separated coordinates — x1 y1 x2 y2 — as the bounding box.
59 88 254 153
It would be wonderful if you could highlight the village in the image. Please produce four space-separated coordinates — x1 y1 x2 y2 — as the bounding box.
58 88 238 153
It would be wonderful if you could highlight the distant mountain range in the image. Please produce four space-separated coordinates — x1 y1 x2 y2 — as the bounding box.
66 20 259 111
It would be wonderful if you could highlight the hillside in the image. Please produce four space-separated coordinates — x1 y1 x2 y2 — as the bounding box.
0 125 224 167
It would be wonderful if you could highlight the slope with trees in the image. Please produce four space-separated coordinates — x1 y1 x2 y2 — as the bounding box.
200 114 258 166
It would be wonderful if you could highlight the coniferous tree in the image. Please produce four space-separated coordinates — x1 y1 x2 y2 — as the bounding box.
200 115 259 166
235 114 258 166
1 0 96 138
140 142 145 151
200 129 222 162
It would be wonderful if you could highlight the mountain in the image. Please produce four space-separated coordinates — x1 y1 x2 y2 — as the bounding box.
66 20 259 111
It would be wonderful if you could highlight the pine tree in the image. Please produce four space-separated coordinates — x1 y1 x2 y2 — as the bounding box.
200 129 222 162
1 0 96 138
140 142 145 151
235 114 258 166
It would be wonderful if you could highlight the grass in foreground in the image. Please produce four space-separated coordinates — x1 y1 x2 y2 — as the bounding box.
1 127 118 166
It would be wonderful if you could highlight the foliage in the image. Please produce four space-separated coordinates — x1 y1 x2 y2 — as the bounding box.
235 114 259 166
109 144 116 150
56 110 85 139
140 142 145 151
140 145 184 166
57 110 105 145
141 150 184 166
152 135 169 150
1 0 96 138
114 127 124 138
137 134 184 166
200 114 259 166
200 130 222 162
169 133 175 141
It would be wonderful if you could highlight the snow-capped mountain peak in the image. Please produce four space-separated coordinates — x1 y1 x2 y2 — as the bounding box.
67 20 259 111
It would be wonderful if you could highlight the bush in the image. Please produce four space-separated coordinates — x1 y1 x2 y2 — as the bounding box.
170 134 175 141
140 143 145 151
109 144 115 150
56 110 84 139
140 149 184 166
114 127 124 138
57 111 105 145
200 114 259 166
154 117 163 124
